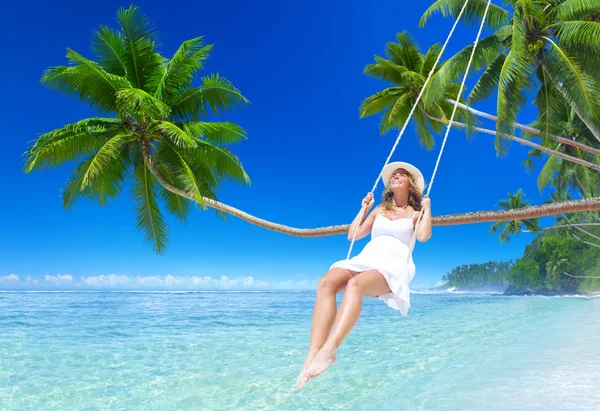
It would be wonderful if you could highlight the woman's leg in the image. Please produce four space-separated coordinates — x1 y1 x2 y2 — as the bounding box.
299 270 391 387
296 268 356 387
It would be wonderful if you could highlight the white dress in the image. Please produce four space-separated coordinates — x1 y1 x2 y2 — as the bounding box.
330 210 417 316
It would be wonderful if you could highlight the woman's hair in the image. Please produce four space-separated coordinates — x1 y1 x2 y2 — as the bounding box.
381 169 423 212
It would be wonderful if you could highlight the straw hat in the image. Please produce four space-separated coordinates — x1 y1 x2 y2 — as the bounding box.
381 161 425 192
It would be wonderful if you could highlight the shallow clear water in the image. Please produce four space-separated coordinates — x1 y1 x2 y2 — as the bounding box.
1 291 599 410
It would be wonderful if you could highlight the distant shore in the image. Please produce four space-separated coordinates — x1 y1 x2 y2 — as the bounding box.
433 284 600 297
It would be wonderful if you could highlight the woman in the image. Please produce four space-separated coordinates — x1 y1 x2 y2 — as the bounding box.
296 161 432 388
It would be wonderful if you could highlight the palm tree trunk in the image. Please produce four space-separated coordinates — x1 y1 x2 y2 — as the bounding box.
572 233 600 249
542 223 600 230
139 135 600 237
562 272 600 279
424 112 600 171
446 99 600 157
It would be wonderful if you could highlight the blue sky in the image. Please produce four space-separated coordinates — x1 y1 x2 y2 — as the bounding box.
0 0 557 290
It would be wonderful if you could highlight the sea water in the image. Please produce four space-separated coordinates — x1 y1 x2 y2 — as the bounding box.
1 291 599 410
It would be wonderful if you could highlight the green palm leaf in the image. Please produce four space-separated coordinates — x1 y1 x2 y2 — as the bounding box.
150 121 197 148
178 121 247 146
132 163 168 254
468 53 506 104
171 74 249 121
115 88 171 120
556 0 600 21
419 0 510 29
41 49 131 112
24 118 123 172
537 152 563 192
117 5 163 90
154 37 212 103
80 133 136 188
555 21 600 54
92 26 127 76
542 37 600 123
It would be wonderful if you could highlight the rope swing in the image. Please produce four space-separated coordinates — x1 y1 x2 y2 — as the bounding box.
346 0 494 262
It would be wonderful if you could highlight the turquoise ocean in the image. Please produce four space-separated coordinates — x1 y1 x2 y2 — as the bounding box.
1 291 599 410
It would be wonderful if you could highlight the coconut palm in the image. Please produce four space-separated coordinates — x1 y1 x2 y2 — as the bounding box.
546 255 571 290
24 5 600 252
23 5 250 254
359 31 475 149
360 30 600 171
420 0 600 150
524 108 600 197
490 189 541 244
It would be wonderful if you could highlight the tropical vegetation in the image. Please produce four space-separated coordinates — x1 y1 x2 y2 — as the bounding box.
23 6 250 253
24 2 600 254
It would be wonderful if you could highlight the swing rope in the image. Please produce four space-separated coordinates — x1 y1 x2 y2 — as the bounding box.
347 0 493 262
407 0 493 258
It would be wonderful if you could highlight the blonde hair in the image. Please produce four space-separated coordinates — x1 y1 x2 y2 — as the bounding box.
381 169 423 212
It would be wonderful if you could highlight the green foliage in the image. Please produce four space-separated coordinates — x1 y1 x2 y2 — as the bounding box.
443 261 512 288
489 189 540 244
420 0 600 159
360 31 475 149
24 5 251 254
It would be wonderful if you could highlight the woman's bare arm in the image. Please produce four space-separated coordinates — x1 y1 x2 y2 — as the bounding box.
348 205 381 241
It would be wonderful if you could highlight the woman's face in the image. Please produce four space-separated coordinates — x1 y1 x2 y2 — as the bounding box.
389 168 411 191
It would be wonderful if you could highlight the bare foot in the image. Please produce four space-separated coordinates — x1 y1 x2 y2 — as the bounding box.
300 344 337 387
296 349 319 388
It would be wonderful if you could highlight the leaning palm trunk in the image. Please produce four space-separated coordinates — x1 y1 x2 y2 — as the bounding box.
447 99 600 157
562 272 600 279
143 146 600 236
425 113 600 171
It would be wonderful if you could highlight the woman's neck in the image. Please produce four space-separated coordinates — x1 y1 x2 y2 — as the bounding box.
392 191 409 208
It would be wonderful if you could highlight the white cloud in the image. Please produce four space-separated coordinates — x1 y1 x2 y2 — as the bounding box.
81 274 130 287
0 274 19 283
1 273 317 291
44 274 73 283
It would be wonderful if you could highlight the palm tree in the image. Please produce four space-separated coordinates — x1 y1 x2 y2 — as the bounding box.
421 0 600 148
360 31 600 171
524 108 600 197
24 5 600 251
359 31 474 149
490 189 540 244
545 255 571 290
24 6 250 254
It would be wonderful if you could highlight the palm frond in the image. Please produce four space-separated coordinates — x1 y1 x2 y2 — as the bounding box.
80 133 136 188
178 121 247 146
468 53 505 103
363 56 409 84
555 0 600 21
543 37 600 123
419 0 510 29
171 74 249 121
555 21 600 54
150 121 197 148
388 32 423 72
92 25 127 76
537 152 563 192
422 43 443 76
41 49 131 112
24 118 123 172
154 37 212 103
424 34 502 110
191 139 251 185
117 5 163 90
154 140 207 207
115 88 171 120
132 163 168 254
